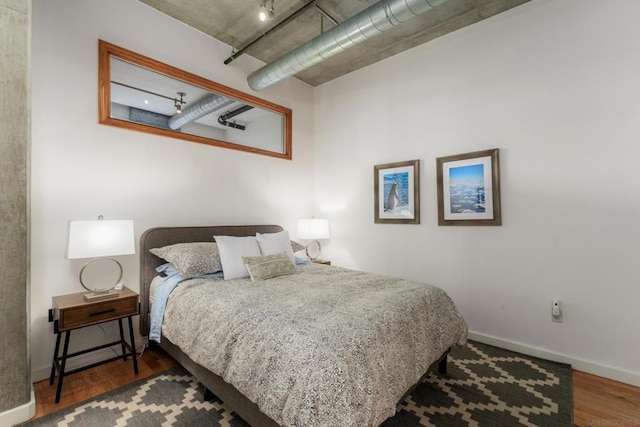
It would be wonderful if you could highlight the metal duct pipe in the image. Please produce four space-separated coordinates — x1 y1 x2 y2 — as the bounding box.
217 104 254 130
167 94 235 130
220 104 254 120
217 119 245 130
247 0 450 91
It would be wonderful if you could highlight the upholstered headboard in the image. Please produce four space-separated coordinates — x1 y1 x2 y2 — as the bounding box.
139 225 284 336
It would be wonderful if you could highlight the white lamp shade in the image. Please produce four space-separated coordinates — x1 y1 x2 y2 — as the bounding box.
66 220 135 259
297 219 330 240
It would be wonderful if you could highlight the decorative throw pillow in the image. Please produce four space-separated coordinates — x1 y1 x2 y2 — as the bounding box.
214 235 262 280
290 240 305 253
256 230 295 262
242 253 297 281
149 242 222 278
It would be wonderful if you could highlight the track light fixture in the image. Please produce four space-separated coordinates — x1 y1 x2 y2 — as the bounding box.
174 92 186 114
259 0 275 22
111 82 188 116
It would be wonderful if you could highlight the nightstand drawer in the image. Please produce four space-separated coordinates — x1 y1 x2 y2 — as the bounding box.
52 288 140 331
59 297 137 330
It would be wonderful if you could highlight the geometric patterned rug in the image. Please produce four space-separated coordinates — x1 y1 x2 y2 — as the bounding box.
20 341 572 427
381 341 573 426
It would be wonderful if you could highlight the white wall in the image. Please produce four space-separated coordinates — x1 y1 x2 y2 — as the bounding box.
30 0 314 381
315 0 640 385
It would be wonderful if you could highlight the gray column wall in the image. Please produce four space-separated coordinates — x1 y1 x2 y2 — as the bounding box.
0 0 31 412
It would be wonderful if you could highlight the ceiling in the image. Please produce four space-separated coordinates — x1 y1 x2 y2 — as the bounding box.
139 0 530 88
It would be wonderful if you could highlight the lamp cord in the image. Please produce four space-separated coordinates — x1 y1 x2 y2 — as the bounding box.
97 324 146 360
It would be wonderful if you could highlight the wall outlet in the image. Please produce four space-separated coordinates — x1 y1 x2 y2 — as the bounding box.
552 299 562 323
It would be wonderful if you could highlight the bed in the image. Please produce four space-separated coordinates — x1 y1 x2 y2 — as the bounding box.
140 225 467 426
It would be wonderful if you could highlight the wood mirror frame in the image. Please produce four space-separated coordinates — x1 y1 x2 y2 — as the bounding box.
98 40 292 160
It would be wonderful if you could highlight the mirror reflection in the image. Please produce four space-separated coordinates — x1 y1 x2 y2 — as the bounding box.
99 40 292 159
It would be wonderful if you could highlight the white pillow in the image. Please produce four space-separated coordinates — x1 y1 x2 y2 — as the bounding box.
214 235 262 280
256 230 295 262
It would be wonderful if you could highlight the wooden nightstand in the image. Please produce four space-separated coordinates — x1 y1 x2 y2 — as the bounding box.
312 259 331 265
48 287 140 403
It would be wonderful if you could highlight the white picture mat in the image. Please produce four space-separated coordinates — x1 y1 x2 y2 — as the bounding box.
442 155 494 220
378 165 415 219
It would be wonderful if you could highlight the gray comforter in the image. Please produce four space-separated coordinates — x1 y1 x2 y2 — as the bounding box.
161 263 467 426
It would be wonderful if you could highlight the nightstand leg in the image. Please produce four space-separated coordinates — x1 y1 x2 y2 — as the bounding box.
118 318 127 361
127 316 139 374
49 332 61 385
55 330 71 403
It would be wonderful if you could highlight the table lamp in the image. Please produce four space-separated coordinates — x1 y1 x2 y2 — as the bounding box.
66 216 135 301
296 218 330 260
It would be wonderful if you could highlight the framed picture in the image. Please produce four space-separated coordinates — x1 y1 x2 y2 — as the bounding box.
374 159 420 224
436 149 501 226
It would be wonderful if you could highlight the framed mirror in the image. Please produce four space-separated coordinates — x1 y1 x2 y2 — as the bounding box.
98 40 292 160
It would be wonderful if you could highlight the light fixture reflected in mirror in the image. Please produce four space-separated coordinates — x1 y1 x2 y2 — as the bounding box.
112 81 187 115
175 92 186 114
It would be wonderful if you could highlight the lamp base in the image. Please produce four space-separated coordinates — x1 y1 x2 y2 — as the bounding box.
79 257 123 301
305 240 322 260
84 289 119 302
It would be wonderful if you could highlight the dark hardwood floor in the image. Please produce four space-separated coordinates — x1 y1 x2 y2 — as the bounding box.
32 345 175 419
31 346 640 426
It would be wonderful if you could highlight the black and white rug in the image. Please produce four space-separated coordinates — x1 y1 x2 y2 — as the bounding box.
382 341 572 426
22 341 572 426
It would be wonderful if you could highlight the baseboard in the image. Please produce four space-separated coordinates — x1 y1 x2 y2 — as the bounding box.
32 365 53 383
469 331 640 387
32 347 119 382
0 386 36 425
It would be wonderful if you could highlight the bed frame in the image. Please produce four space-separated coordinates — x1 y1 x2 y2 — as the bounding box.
140 225 448 427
